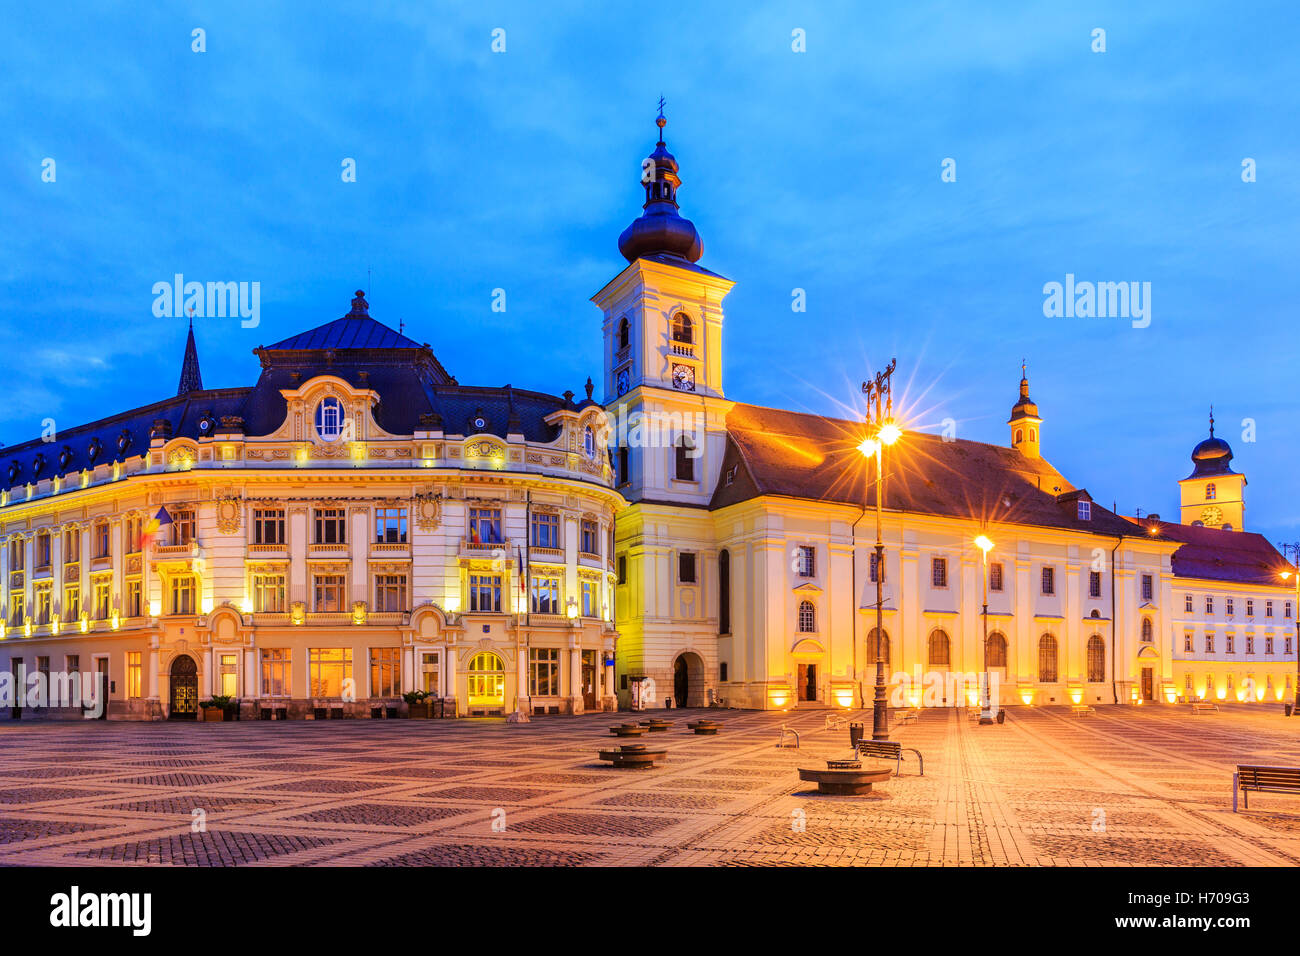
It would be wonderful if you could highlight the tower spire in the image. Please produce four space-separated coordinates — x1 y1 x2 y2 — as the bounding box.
177 319 203 395
1209 404 1215 436
617 103 704 264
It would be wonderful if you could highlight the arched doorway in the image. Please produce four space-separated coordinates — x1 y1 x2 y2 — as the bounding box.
466 652 506 714
169 654 198 720
672 652 703 708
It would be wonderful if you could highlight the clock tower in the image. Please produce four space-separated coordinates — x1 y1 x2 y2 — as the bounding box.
1178 410 1246 530
593 107 733 507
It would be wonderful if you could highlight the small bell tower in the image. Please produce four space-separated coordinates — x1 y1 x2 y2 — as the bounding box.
1008 362 1041 458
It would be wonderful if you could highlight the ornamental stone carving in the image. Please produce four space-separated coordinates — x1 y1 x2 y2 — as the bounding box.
413 493 441 531
215 497 242 534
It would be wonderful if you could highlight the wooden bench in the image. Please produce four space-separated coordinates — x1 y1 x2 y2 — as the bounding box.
893 709 918 725
1192 702 1219 714
1234 765 1300 812
854 739 924 776
1070 704 1096 717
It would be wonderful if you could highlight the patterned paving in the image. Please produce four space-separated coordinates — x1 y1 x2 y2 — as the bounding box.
1 704 1299 866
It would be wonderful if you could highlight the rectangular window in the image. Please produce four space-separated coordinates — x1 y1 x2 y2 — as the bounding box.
581 579 598 617
1184 633 1193 652
580 519 599 557
530 575 561 615
1265 636 1275 655
796 546 816 578
1266 601 1274 618
989 562 1004 592
1206 596 1214 614
617 555 627 585
1246 599 1254 616
1185 594 1194 613
618 446 630 485
375 508 408 544
531 512 559 549
171 509 196 547
1077 500 1091 521
219 652 238 696
1246 635 1255 654
674 437 695 482
126 651 142 699
374 575 408 612
63 528 81 564
314 507 347 545
1089 571 1102 599
1141 574 1153 602
66 654 79 675
468 507 501 545
64 585 80 622
678 552 697 584
261 649 291 697
93 580 111 619
9 537 24 571
36 531 51 569
1287 601 1294 620
170 575 195 615
869 552 885 584
370 648 401 697
1041 567 1055 596
313 575 347 613
308 648 353 698
253 508 285 545
420 652 440 695
1227 597 1235 615
1287 637 1293 655
931 557 948 588
125 516 143 554
1205 634 1215 654
7 592 22 627
1226 634 1235 654
35 586 52 624
529 647 561 697
253 574 287 613
469 574 502 613
94 521 110 559
126 578 142 618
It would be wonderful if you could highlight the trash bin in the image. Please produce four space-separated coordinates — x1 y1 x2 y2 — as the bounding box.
665 698 672 709
849 722 865 748
996 709 1006 724
1287 703 1294 717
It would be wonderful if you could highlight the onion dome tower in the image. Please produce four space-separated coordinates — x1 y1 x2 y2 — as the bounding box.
1007 362 1041 458
1179 407 1245 530
617 105 704 264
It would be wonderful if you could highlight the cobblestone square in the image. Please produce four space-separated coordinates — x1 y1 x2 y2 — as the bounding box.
1 704 1298 866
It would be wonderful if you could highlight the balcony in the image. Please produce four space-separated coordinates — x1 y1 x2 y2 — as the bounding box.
247 543 289 557
370 541 410 556
670 342 695 357
308 543 349 556
529 546 565 562
459 538 512 560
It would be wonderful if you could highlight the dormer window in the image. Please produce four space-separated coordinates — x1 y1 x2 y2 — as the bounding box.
583 425 596 459
315 397 344 442
671 313 693 344
1077 500 1091 521
1205 483 1216 500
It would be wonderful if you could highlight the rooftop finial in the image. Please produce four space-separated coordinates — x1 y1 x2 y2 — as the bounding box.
656 95 666 143
349 289 369 317
1209 404 1215 436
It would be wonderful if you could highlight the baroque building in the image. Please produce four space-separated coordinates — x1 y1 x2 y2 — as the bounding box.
0 293 620 718
602 115 1296 710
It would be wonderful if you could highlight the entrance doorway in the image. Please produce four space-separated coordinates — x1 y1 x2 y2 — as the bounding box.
797 663 818 702
581 651 597 711
10 659 21 720
466 652 506 713
169 654 198 719
91 657 109 720
672 652 703 708
1141 667 1154 702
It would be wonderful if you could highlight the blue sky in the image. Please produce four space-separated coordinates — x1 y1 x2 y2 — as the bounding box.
2 1 1297 544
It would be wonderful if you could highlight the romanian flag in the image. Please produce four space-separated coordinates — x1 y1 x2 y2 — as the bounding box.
138 506 172 551
517 545 527 592
469 523 481 545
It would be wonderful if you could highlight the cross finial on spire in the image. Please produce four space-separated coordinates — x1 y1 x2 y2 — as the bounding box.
1209 404 1215 436
656 96 666 143
1021 359 1027 379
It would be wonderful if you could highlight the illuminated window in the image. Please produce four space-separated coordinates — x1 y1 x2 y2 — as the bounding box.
170 575 195 615
64 585 80 622
468 507 500 545
1205 483 1216 500
93 580 111 619
7 592 21 627
530 575 560 615
219 653 238 696
126 652 142 699
469 574 502 613
313 575 346 613
467 652 505 707
126 578 142 618
171 509 195 546
370 648 400 697
529 647 561 696
315 397 345 442
420 652 440 695
261 649 291 697
580 519 599 557
309 647 353 698
252 574 286 613
581 579 598 617
125 516 143 554
928 630 951 667
35 585 52 625
798 600 816 633
671 312 693 344
374 575 408 612
1038 634 1059 682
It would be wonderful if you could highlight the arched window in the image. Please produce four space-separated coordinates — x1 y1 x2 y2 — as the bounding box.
618 317 630 350
1015 428 1023 444
1086 635 1105 682
867 628 890 667
583 425 596 459
467 652 506 707
928 630 950 667
718 549 731 635
315 397 345 442
1029 428 1036 441
798 600 816 633
1205 483 1216 500
986 632 1008 668
1038 634 1058 682
1140 617 1153 643
671 313 693 344
674 435 695 482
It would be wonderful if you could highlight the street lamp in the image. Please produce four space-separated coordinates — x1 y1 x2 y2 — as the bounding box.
1280 542 1300 711
974 533 995 725
861 359 899 741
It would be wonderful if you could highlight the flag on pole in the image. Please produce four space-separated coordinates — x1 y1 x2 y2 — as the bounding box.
139 506 172 551
517 545 527 593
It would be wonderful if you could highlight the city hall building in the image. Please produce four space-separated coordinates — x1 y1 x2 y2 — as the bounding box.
1 114 1294 719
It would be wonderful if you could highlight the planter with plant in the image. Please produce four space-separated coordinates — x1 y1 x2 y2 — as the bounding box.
201 695 235 721
403 690 432 718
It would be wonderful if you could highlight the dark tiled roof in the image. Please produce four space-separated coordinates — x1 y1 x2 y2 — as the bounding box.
710 403 1137 536
264 316 426 351
1125 517 1289 586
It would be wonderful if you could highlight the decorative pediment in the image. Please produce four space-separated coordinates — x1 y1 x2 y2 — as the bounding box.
792 581 823 594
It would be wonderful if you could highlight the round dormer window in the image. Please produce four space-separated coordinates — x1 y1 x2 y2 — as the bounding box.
474 417 486 431
315 397 345 442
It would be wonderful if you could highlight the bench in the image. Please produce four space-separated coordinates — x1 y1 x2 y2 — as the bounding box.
1192 702 1219 714
1070 704 1096 717
824 713 848 732
893 709 918 725
854 739 924 776
776 725 800 749
1233 764 1300 812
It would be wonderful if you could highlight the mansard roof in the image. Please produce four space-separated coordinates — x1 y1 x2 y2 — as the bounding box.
264 315 426 352
710 403 1138 537
1125 517 1289 586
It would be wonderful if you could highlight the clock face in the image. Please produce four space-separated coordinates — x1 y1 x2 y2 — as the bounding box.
616 368 630 396
1201 506 1223 525
672 363 696 392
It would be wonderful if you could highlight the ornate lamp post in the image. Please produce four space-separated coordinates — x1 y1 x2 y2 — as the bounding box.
974 533 994 724
1281 542 1300 711
859 360 901 741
